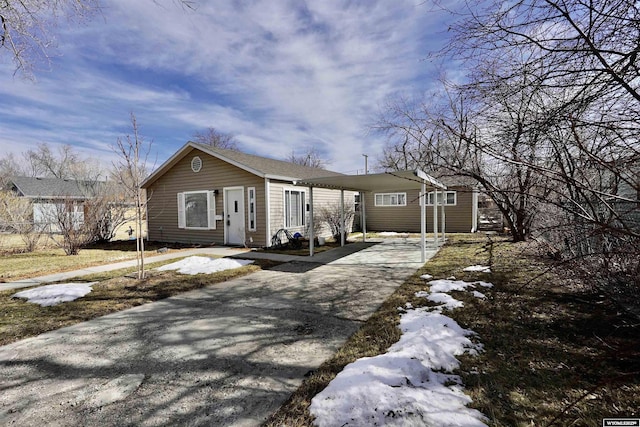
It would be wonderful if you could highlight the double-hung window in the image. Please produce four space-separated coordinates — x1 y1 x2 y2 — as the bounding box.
285 189 305 227
177 191 216 229
374 192 406 207
425 191 457 206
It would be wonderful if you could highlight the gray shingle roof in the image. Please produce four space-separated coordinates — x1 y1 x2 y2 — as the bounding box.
192 143 344 180
8 176 100 199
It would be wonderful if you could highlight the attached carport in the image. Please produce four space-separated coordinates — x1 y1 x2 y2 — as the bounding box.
294 169 447 262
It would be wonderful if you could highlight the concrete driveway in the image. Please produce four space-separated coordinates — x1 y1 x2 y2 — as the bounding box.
0 239 437 427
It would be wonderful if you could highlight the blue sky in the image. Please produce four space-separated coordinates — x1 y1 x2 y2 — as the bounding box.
0 0 456 175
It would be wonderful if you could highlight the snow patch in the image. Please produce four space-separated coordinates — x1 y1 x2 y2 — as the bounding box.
12 283 96 307
427 292 464 310
472 291 487 299
157 256 254 275
463 265 491 273
310 277 495 427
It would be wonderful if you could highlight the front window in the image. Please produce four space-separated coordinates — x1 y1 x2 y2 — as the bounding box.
185 192 208 228
374 192 407 206
178 190 216 229
285 189 305 227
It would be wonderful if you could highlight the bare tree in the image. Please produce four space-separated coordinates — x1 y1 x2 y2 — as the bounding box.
192 127 239 150
0 0 100 77
24 143 81 179
46 197 95 255
0 190 42 252
287 147 328 169
1 0 196 77
112 113 153 279
446 0 640 105
377 73 553 243
0 153 22 187
317 201 355 242
442 0 640 250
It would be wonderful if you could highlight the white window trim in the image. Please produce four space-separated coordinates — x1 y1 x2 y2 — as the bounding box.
374 192 407 207
424 190 457 206
283 187 306 228
247 187 257 232
177 190 216 230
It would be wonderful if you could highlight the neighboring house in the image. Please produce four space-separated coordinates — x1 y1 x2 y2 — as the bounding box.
361 176 479 233
6 176 95 231
141 142 356 247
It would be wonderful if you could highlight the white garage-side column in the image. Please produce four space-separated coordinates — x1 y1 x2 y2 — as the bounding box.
421 181 426 263
441 199 446 242
340 189 345 247
361 191 367 243
309 186 315 257
433 189 439 246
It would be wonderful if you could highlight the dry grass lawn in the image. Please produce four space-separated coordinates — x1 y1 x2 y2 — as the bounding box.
0 238 197 282
0 257 281 346
265 234 640 426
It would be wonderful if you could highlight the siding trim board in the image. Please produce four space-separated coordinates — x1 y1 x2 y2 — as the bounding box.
265 178 271 247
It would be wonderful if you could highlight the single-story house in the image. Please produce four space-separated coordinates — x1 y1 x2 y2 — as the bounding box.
5 176 93 230
141 142 357 247
142 142 480 250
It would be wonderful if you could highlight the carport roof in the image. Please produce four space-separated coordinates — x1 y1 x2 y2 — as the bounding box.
293 169 446 192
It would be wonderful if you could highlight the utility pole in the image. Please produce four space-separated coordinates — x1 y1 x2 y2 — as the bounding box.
362 154 368 175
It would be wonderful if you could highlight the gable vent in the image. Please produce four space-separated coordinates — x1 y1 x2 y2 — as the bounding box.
191 156 202 173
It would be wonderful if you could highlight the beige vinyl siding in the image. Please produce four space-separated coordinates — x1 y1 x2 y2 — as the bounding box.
146 148 267 246
268 181 286 239
363 187 475 233
310 187 357 238
267 183 356 241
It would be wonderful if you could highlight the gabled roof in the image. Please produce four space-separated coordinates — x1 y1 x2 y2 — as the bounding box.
8 176 97 199
141 142 344 188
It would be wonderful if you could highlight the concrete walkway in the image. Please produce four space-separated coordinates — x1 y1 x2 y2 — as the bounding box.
0 239 439 427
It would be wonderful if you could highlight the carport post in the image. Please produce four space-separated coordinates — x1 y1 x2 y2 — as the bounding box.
309 187 314 257
441 201 446 242
421 181 426 263
433 189 439 245
340 189 345 247
361 191 367 242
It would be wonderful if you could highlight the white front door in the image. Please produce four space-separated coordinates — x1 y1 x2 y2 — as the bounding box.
225 187 245 245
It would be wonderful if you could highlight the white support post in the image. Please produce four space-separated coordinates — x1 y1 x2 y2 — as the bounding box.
309 187 314 257
361 191 367 242
340 189 345 247
433 189 439 246
441 200 446 242
421 181 426 263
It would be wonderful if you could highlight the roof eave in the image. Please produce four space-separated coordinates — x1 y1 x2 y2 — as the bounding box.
414 170 447 190
265 174 300 182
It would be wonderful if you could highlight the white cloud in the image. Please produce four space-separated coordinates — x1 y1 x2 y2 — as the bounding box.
0 0 453 174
